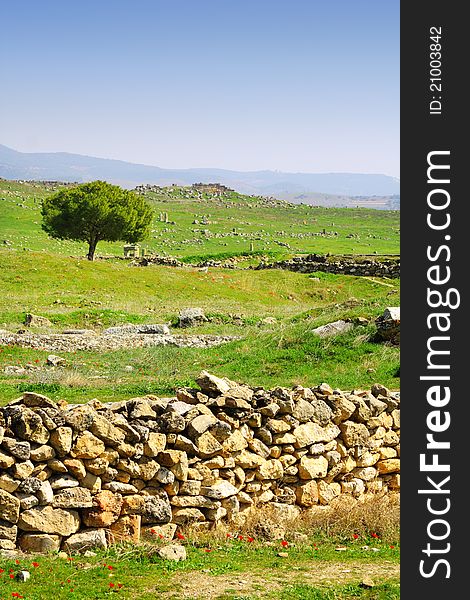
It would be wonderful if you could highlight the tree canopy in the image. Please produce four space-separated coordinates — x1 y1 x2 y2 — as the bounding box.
41 181 154 260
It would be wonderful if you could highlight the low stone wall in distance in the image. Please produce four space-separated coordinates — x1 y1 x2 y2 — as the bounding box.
255 254 400 278
0 371 400 553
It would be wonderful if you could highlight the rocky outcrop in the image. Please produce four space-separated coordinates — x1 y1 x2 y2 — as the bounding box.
0 372 400 552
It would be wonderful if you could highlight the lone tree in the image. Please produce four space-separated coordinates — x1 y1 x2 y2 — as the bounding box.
41 181 154 260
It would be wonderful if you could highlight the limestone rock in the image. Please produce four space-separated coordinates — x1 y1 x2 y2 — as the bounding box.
71 431 106 459
18 506 80 536
178 307 207 328
49 427 73 456
0 489 24 524
312 320 353 338
30 444 56 462
53 487 93 509
140 493 172 524
1 438 30 460
10 407 50 444
195 431 223 457
90 413 126 446
376 459 400 474
257 459 284 480
201 480 238 499
339 421 370 447
63 528 107 552
25 314 52 328
298 456 328 479
82 490 123 527
109 515 141 544
196 370 231 396
143 433 167 457
157 544 187 561
375 307 400 344
19 533 61 553
295 481 319 506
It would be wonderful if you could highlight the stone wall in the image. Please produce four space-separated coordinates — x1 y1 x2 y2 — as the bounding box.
0 372 400 553
255 254 400 278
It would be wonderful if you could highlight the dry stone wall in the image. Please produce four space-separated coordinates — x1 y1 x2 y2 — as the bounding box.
255 255 400 278
0 371 400 553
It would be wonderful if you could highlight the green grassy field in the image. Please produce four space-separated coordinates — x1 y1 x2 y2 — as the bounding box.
0 179 400 405
0 535 399 600
0 250 399 404
0 179 399 260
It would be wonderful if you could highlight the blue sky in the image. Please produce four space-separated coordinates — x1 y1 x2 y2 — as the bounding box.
0 0 399 177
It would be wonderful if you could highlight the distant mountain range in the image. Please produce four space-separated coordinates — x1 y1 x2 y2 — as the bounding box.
0 144 400 205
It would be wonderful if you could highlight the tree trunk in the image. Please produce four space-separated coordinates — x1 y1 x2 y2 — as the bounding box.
87 237 98 261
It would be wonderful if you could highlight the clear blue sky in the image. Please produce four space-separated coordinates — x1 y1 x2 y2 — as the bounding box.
0 0 399 177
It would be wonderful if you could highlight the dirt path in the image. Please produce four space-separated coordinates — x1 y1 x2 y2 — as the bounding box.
161 561 399 599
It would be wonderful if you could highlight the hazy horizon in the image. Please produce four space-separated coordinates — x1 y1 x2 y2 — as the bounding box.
0 1 399 177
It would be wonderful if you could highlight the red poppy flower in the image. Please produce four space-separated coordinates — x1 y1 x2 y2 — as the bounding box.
9 574 14 579
238 535 243 541
226 533 232 538
32 562 39 568
247 537 254 543
204 548 212 553
117 584 123 589
149 529 156 535
107 565 114 570
67 579 71 583
390 545 395 549
15 560 20 565
109 583 115 588
158 534 164 539
176 532 185 540
353 534 359 539
281 540 289 548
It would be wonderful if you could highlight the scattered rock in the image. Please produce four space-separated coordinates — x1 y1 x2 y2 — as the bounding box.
157 544 187 561
312 320 353 338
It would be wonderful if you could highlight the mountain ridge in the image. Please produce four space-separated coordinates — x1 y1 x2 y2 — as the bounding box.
0 143 400 199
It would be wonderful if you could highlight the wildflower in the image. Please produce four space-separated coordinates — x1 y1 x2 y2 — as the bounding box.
109 583 115 588
149 529 156 535
15 560 20 565
226 533 232 538
117 584 123 588
176 532 185 540
32 562 40 568
158 534 164 539
67 579 71 583
390 545 395 549
238 535 243 541
10 574 14 579
204 549 212 553
107 565 114 570
247 537 254 543
281 540 289 548
353 534 359 539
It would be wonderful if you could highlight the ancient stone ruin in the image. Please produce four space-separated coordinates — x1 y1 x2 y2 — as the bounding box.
0 372 399 553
